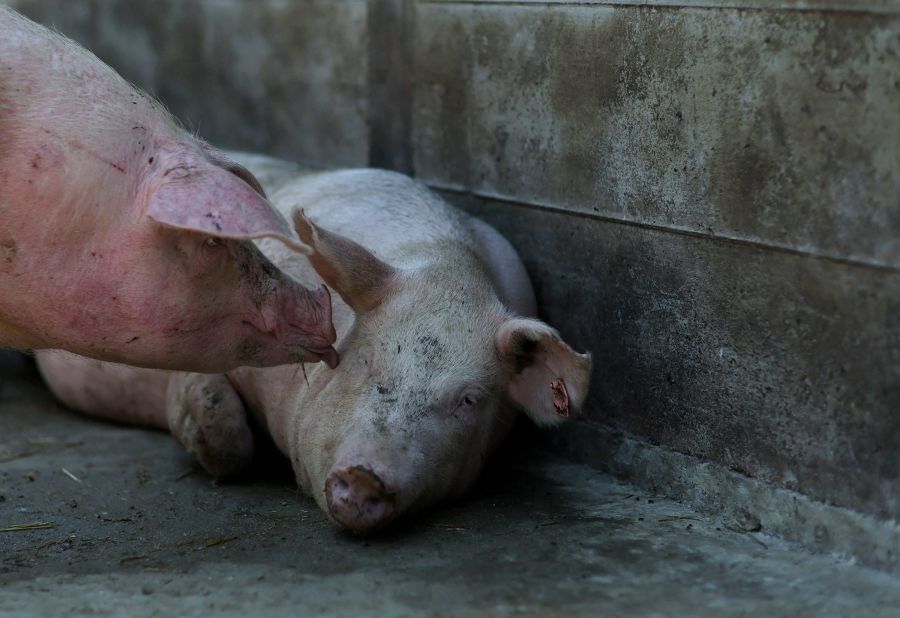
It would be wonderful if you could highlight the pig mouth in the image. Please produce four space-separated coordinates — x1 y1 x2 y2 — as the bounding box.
288 344 339 369
309 346 340 369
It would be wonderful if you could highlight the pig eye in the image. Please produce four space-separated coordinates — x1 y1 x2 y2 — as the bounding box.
451 393 479 424
455 393 478 411
205 238 222 248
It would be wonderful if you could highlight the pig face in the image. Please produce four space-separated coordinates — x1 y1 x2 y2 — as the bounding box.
289 213 591 533
113 228 337 372
103 144 339 371
32 139 338 371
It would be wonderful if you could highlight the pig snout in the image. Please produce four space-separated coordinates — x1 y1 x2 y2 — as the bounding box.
277 284 339 365
325 465 396 533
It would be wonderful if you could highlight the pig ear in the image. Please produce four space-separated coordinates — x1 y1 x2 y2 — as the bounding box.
292 209 397 313
146 166 311 254
496 318 592 426
198 143 267 199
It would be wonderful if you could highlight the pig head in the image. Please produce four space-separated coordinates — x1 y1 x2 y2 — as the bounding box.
0 8 336 371
229 210 591 534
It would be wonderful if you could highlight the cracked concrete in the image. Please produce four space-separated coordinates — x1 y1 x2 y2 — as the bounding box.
2 361 899 617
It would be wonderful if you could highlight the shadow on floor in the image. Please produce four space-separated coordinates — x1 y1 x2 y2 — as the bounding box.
2 351 899 617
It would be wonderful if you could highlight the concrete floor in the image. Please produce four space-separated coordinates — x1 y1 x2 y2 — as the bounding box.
2 358 900 617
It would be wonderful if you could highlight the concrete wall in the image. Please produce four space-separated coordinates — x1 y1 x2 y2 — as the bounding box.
5 0 899 563
6 0 371 167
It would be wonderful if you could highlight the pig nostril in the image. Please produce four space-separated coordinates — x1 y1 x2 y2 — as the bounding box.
362 496 389 521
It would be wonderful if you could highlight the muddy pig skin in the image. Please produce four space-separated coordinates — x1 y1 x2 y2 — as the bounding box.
37 152 592 533
0 8 337 371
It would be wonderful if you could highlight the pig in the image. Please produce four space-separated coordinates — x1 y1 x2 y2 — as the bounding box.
37 153 592 533
0 7 337 371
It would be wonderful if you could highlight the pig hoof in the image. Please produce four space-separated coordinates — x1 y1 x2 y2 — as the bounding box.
325 466 396 533
166 374 254 480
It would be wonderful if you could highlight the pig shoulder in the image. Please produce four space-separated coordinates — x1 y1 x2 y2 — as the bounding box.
222 155 537 318
245 168 461 267
273 168 537 316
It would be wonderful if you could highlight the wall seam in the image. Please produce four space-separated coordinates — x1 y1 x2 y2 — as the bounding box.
368 0 416 174
417 0 900 16
433 184 900 274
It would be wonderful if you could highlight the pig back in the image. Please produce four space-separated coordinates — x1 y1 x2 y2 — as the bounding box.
229 152 536 320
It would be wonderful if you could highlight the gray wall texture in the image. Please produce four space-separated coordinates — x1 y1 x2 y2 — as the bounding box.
4 0 899 562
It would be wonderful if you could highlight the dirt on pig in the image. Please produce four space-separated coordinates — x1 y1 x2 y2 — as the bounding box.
0 240 16 269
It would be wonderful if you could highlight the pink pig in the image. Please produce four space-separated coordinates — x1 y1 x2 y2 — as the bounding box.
0 8 336 371
37 153 592 533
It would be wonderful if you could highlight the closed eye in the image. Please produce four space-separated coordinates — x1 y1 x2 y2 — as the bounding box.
452 390 483 417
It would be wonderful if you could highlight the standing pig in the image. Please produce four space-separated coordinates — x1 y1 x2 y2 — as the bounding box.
37 153 592 533
0 8 336 371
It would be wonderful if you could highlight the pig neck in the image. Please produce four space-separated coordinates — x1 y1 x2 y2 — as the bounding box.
227 362 325 457
0 319 40 351
1 7 182 232
0 125 176 354
0 13 196 350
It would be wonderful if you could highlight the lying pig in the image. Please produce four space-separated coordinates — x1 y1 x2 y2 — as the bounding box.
37 153 592 533
0 8 336 371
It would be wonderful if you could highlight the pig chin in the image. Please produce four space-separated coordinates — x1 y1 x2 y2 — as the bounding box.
229 320 337 368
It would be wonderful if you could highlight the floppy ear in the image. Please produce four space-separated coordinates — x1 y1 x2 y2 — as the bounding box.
146 162 311 254
496 318 592 426
292 209 398 314
198 144 268 199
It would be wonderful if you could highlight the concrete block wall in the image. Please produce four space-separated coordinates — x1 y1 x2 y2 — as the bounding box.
5 0 899 566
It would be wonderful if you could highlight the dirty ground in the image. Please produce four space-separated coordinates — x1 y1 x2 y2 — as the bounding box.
1 357 899 617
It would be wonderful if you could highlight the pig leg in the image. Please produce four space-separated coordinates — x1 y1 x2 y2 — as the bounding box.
165 373 255 480
36 350 170 429
37 351 254 479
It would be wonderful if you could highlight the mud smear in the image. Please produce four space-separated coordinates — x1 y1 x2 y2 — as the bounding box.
1 239 17 267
